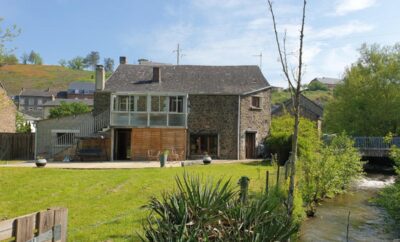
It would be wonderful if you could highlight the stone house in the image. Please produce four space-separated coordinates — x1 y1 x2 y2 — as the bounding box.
272 94 323 133
0 85 16 132
18 89 55 118
36 57 272 161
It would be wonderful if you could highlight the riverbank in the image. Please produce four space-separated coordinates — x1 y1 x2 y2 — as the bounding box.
299 174 399 241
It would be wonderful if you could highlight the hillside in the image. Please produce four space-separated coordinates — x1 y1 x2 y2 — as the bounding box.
0 64 94 95
271 89 333 106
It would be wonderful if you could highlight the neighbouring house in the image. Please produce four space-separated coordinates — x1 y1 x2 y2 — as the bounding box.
309 77 342 90
18 88 55 118
272 94 323 133
42 98 93 118
67 82 95 99
0 85 16 132
36 56 272 161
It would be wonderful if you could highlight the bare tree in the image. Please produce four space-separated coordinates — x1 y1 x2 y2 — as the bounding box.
267 0 307 218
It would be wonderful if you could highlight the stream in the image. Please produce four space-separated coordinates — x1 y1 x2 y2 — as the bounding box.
299 174 399 241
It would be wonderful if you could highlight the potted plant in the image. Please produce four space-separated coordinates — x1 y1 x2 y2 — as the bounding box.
160 150 169 167
203 152 212 165
35 156 47 168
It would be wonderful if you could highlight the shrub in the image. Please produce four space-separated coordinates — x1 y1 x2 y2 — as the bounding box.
307 81 329 91
49 101 91 119
265 114 320 164
141 174 297 241
298 133 362 215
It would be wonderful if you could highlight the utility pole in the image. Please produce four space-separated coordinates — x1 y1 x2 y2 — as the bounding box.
173 43 181 65
253 52 263 68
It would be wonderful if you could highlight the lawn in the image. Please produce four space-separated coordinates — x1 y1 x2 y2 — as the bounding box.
0 162 274 241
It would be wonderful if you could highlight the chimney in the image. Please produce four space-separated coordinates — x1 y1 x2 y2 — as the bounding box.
119 56 127 65
138 58 149 65
152 67 161 83
95 65 105 91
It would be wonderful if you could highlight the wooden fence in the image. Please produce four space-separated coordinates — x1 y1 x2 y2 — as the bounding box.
0 208 67 242
0 133 35 160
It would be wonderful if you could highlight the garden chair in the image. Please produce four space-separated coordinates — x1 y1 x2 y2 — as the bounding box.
147 150 160 161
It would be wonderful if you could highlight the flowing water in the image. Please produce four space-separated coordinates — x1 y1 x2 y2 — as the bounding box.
299 174 399 241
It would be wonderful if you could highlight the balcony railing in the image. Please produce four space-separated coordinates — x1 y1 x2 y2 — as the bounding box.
111 112 186 127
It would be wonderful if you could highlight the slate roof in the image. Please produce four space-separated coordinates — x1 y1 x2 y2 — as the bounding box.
311 77 342 85
19 89 55 97
43 98 93 107
272 94 323 118
105 65 270 95
68 82 95 91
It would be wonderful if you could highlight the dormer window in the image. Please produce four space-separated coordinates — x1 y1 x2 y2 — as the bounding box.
251 96 261 109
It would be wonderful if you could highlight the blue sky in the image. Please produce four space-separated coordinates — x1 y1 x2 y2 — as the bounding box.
2 0 400 87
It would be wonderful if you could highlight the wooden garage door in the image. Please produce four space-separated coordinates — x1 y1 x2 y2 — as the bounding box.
131 128 186 160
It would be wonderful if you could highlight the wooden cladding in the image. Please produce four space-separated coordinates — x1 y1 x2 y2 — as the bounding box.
131 128 186 160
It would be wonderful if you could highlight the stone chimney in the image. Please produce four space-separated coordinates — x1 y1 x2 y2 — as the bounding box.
95 65 105 91
119 56 127 65
152 67 161 83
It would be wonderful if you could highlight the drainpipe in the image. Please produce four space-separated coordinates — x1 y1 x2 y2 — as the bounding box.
237 95 241 160
110 128 114 161
34 123 38 160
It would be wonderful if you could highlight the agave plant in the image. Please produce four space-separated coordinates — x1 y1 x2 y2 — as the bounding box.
141 173 297 241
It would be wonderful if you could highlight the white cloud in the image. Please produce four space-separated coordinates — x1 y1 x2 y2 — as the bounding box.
334 0 377 16
311 21 374 39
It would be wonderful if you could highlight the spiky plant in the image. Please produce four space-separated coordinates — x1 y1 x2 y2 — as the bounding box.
141 174 297 241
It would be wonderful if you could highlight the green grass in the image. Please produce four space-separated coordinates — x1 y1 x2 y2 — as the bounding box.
0 64 94 95
0 163 274 241
271 90 333 106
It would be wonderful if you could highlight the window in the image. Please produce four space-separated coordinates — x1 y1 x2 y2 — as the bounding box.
190 134 218 156
251 96 261 109
117 96 129 111
37 99 43 105
28 98 34 105
19 98 25 105
56 133 75 145
151 96 168 112
169 96 184 113
136 96 147 112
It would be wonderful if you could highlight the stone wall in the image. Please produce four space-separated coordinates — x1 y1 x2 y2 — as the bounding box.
187 95 239 159
93 91 111 116
0 88 16 133
239 89 271 159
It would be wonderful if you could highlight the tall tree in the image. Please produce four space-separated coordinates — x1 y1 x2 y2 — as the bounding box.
28 50 43 65
0 18 20 64
267 0 307 218
58 59 67 67
324 43 400 136
84 51 100 70
104 57 114 72
21 52 29 64
68 56 85 70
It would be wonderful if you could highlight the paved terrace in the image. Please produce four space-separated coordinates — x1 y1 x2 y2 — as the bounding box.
0 159 260 169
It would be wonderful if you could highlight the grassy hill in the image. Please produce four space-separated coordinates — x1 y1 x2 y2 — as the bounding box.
271 89 333 106
0 64 94 95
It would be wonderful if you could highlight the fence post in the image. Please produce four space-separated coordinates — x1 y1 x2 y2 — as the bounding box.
238 176 250 203
265 170 269 194
276 165 280 188
15 215 35 242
